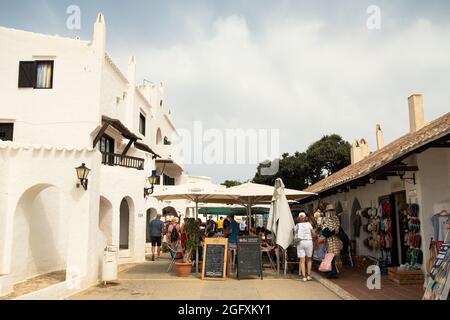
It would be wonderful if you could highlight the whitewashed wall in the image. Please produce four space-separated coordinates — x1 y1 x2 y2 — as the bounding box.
0 142 101 296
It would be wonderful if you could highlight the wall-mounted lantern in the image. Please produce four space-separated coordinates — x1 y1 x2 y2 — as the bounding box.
397 170 416 185
75 163 91 190
144 170 159 198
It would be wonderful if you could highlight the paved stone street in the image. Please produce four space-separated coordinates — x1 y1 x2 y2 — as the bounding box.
69 254 342 300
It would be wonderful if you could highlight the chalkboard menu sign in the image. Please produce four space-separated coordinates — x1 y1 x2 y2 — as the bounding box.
237 236 263 280
202 238 228 280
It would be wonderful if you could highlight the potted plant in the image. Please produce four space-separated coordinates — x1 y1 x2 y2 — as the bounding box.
175 218 200 277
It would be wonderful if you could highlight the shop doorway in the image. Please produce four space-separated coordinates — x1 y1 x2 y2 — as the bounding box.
378 191 407 266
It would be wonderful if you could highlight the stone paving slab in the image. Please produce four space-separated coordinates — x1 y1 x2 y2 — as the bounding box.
68 255 342 300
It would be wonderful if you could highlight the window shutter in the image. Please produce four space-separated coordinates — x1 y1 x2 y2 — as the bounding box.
18 61 36 88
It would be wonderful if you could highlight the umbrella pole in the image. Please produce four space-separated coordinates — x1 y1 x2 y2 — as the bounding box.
195 200 199 275
247 198 252 231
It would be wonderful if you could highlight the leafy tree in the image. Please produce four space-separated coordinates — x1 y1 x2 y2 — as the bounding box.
253 134 351 188
221 180 242 188
306 134 351 183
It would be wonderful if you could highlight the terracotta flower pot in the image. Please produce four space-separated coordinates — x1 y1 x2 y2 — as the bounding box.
175 262 192 277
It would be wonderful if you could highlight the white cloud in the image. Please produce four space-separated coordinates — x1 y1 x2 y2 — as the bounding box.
113 14 450 183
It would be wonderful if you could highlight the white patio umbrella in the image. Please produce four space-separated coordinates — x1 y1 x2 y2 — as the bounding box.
151 182 234 219
226 182 316 230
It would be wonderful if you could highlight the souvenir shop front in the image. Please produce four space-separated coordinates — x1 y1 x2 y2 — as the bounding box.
298 129 450 299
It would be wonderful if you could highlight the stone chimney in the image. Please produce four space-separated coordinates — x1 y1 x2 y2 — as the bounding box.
351 139 369 164
376 124 385 150
408 94 425 132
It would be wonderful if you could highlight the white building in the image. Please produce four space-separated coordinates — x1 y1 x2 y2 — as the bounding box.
298 95 450 275
0 13 197 298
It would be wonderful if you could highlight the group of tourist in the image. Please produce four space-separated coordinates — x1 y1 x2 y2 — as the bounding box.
148 204 348 281
147 214 249 261
293 203 348 281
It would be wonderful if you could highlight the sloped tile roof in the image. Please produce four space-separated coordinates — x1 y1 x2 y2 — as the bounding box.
304 112 450 195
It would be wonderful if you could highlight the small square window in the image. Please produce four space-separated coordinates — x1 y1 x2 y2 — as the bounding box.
18 60 54 89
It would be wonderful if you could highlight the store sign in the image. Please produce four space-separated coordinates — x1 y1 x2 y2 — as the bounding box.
202 238 228 280
237 236 263 280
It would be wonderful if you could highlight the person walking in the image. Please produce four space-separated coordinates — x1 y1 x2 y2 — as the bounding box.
149 214 164 261
167 217 181 250
295 212 316 282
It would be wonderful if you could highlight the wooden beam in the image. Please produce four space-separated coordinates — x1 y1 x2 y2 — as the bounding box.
430 142 450 148
92 122 110 148
121 139 136 156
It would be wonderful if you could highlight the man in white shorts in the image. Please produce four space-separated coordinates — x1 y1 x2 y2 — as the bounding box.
295 212 316 282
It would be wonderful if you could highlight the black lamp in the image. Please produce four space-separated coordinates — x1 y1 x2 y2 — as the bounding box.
397 170 416 185
145 170 159 197
75 163 90 190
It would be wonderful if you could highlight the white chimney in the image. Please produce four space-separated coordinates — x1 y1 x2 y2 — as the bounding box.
93 13 106 54
408 94 425 132
376 124 385 150
351 139 369 164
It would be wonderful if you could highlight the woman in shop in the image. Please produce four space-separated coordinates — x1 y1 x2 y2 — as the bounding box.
295 212 317 282
321 204 342 277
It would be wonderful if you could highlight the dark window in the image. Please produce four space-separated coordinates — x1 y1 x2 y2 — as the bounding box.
99 135 115 166
163 174 175 186
160 100 163 107
139 113 146 136
163 136 171 145
0 123 14 141
18 60 54 89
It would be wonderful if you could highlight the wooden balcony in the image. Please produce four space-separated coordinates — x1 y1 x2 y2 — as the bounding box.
101 152 144 170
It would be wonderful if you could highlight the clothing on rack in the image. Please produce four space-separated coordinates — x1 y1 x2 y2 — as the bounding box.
431 213 450 242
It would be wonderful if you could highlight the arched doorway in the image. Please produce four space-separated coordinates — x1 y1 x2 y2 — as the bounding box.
99 196 113 246
119 197 134 252
146 208 158 243
12 184 67 284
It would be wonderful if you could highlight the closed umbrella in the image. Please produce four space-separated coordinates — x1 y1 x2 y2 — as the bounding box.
267 178 296 275
267 178 295 249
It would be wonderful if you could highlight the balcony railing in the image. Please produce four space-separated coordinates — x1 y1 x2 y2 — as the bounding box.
101 152 144 170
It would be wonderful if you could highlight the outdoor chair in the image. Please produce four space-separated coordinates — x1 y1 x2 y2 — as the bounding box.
284 246 300 276
261 246 276 272
167 241 184 272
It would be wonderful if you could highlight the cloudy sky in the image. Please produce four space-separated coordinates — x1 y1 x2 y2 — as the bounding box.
1 1 450 183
